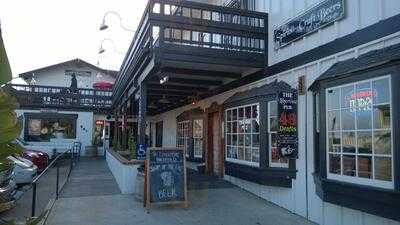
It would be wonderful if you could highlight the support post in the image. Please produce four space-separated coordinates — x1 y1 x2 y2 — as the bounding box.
121 103 128 151
56 162 60 199
138 83 147 147
31 182 37 217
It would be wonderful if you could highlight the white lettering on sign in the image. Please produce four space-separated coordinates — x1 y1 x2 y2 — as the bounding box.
158 187 177 200
347 90 375 112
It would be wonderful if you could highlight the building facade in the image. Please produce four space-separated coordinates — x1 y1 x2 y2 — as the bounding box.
112 0 400 224
11 59 116 156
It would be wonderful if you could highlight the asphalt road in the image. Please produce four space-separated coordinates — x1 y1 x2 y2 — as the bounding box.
0 159 71 223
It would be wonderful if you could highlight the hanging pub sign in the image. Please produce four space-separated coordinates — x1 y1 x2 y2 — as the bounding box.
277 91 298 159
145 147 188 209
273 0 345 49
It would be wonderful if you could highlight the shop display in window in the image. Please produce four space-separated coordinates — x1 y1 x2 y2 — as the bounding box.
326 76 393 188
225 104 260 166
25 116 77 142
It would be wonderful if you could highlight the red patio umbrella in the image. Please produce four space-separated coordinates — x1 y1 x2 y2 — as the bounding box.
93 81 113 89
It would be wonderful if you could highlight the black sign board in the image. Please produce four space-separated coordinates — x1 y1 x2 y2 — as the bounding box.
277 91 298 159
145 148 187 208
274 0 345 49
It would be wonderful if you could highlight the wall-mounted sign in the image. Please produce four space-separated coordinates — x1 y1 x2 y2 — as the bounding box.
277 91 298 159
136 144 147 160
347 90 375 112
274 0 345 49
145 148 187 209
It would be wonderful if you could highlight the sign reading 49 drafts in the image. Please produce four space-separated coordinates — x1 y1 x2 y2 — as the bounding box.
277 91 298 159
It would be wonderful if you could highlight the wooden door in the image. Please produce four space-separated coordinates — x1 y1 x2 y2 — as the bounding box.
207 112 221 176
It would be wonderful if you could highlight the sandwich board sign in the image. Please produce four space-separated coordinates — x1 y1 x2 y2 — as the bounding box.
145 147 188 209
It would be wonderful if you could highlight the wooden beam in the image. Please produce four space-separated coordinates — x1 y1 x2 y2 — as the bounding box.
147 84 209 93
166 77 222 86
160 67 241 79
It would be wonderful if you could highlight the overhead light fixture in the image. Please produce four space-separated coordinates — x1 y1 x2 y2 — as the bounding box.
159 95 170 104
159 76 169 84
148 101 157 109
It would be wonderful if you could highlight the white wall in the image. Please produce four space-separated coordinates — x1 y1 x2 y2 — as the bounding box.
25 62 115 89
15 109 94 157
262 0 400 66
149 31 400 225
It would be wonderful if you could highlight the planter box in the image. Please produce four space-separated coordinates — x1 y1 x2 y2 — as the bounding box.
106 149 144 194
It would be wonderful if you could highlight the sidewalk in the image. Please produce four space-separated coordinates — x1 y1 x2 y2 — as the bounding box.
46 158 316 225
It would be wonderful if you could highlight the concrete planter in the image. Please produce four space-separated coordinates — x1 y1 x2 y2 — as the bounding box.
106 149 143 194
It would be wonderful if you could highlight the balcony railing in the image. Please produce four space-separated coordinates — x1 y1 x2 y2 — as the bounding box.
9 84 112 112
114 0 268 103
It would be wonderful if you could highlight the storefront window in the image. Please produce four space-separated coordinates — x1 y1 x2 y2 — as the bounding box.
225 104 259 166
26 116 77 142
177 121 190 157
268 101 289 168
325 76 393 188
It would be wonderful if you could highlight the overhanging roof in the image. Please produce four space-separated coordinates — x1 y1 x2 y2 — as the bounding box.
19 58 118 80
309 43 400 90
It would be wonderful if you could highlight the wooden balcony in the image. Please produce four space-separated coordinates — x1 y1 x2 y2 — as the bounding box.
113 0 268 114
9 84 112 113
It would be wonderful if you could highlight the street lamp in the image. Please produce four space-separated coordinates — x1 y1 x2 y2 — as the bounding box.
98 38 124 55
99 11 135 32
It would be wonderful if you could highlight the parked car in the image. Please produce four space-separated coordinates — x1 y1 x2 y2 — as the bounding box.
7 156 37 185
0 161 16 212
14 138 49 172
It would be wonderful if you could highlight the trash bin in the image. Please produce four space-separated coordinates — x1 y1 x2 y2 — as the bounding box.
134 165 145 201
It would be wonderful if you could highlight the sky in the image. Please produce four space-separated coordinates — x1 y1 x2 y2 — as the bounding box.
0 0 147 77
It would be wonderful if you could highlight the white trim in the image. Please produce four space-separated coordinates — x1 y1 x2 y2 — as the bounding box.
325 75 394 189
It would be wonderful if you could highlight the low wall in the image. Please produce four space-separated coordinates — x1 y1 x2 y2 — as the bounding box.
106 149 144 194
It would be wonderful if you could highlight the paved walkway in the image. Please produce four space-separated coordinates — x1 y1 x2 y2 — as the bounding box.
46 158 315 225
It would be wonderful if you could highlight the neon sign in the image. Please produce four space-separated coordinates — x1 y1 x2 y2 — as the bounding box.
347 90 376 112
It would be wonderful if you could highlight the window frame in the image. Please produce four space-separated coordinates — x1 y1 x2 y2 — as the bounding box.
325 75 394 189
225 103 260 167
193 119 204 158
176 120 191 157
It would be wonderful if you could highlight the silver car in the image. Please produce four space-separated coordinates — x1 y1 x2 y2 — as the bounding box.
7 156 38 185
0 163 17 212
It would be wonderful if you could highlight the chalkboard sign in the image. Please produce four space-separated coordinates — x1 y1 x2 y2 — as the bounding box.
145 147 187 208
274 0 345 49
277 91 298 159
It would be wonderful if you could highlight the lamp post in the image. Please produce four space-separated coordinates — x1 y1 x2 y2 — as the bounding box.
99 11 135 32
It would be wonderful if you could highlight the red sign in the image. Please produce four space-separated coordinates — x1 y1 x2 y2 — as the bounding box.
95 120 104 125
